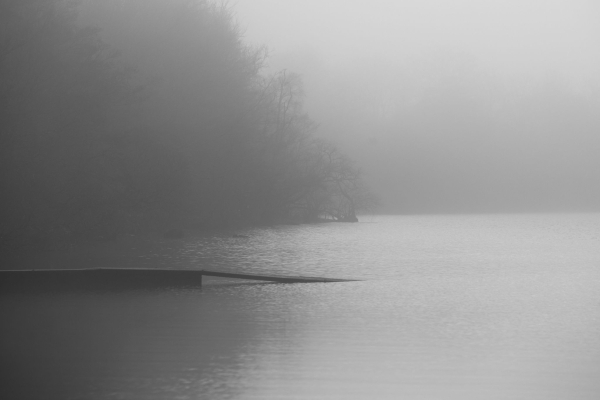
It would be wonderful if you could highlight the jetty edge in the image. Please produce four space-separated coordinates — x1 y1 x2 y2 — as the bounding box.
0 268 358 291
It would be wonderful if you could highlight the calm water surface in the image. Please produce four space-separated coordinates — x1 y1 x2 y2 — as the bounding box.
2 214 600 399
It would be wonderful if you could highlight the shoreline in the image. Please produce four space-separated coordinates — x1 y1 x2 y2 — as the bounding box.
0 218 364 271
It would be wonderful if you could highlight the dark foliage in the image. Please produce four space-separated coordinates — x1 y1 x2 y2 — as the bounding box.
0 0 376 253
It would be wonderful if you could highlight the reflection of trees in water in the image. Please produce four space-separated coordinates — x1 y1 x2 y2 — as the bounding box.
0 289 265 399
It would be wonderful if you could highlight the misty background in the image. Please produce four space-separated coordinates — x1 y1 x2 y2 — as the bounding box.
2 0 600 253
235 0 600 213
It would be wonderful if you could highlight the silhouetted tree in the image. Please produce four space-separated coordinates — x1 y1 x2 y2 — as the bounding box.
0 0 378 256
249 71 377 223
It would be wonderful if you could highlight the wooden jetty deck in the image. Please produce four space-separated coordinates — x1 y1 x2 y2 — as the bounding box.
0 268 357 292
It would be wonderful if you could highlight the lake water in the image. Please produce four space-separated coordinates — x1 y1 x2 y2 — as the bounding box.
2 214 600 399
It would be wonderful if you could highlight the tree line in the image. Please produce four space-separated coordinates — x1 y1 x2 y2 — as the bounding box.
0 0 377 251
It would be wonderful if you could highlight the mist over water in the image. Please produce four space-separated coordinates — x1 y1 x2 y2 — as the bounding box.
2 214 600 399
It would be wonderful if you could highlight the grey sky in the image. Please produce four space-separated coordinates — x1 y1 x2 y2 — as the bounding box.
234 0 600 83
232 0 600 213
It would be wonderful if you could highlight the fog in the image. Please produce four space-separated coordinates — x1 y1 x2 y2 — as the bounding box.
235 0 600 213
2 0 600 253
3 0 382 250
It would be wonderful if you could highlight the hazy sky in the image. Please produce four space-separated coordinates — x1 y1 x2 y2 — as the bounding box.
232 0 600 213
79 0 600 213
234 0 600 84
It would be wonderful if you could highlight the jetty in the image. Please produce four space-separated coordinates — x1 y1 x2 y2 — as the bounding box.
0 268 357 292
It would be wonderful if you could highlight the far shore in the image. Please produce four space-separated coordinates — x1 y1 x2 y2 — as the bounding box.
0 218 361 271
